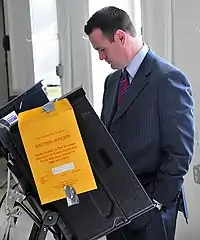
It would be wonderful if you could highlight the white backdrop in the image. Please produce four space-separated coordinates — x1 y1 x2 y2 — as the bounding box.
141 0 200 239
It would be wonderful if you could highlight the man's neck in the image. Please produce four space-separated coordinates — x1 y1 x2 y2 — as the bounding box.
124 38 143 66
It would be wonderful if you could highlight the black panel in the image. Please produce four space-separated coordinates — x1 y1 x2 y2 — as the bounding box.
0 85 154 240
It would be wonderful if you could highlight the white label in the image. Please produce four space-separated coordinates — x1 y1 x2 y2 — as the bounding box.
52 162 75 175
3 111 18 125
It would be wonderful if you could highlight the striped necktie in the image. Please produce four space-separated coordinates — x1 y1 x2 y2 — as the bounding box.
118 68 130 104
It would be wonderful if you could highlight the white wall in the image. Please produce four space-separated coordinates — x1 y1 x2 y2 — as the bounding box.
172 1 200 239
142 0 200 239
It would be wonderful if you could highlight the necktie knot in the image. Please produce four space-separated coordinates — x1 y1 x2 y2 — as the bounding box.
118 68 129 104
122 68 129 79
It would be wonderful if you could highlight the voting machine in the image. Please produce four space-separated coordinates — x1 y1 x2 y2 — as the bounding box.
0 82 154 240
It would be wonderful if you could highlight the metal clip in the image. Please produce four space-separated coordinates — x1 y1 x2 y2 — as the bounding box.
64 186 79 207
42 100 56 113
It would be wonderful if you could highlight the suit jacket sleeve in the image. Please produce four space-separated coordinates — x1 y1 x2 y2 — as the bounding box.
153 70 194 207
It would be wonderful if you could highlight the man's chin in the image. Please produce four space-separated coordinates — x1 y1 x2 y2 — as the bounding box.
110 63 118 69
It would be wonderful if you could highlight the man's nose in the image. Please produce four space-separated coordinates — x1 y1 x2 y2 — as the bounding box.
99 52 106 61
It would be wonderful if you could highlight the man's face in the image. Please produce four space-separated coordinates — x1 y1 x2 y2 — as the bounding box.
89 28 126 69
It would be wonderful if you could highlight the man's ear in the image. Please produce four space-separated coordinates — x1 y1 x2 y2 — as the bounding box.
114 30 127 45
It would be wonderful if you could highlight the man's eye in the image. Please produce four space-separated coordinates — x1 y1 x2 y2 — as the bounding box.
99 48 105 52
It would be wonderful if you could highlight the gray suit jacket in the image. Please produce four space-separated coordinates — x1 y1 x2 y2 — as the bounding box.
101 50 194 217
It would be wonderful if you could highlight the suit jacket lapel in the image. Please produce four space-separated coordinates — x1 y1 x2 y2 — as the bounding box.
112 50 155 123
104 70 121 128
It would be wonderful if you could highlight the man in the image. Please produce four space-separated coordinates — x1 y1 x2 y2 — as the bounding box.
84 6 194 240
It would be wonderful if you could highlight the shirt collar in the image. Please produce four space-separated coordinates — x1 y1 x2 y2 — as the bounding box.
126 44 149 80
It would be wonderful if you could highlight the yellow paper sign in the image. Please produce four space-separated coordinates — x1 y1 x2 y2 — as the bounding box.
18 99 97 204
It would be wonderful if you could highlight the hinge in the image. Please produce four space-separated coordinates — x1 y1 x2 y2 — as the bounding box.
56 63 63 78
193 165 200 185
3 35 10 51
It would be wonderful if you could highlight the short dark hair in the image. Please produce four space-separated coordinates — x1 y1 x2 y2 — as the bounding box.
84 6 137 41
